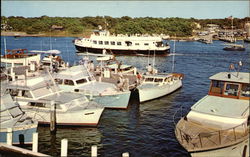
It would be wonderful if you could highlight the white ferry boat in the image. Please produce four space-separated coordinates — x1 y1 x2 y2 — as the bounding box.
175 72 249 157
74 30 170 56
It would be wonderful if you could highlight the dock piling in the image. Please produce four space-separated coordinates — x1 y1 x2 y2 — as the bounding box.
32 132 38 152
7 128 13 145
50 100 56 133
61 139 68 157
91 145 97 157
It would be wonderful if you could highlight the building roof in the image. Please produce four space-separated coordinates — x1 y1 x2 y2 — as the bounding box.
209 72 249 84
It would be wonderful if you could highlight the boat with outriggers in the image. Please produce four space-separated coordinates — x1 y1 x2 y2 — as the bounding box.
3 76 104 127
175 69 249 156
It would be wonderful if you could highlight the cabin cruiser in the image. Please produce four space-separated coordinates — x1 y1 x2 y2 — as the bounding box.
53 65 131 109
0 94 38 144
1 49 41 80
137 73 183 102
175 72 249 156
223 44 246 51
4 77 104 126
74 30 170 56
94 55 137 77
1 49 41 68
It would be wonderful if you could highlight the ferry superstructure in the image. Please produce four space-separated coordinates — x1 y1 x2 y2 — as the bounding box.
74 30 170 56
175 72 249 157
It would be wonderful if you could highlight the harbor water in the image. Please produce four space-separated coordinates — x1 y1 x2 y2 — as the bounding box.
1 36 249 157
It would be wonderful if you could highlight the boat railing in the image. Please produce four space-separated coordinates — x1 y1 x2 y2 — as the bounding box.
175 118 249 151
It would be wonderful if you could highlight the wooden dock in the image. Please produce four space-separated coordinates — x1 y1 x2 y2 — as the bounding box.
0 143 49 157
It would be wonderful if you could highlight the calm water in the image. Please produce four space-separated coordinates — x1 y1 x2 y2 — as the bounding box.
1 36 250 157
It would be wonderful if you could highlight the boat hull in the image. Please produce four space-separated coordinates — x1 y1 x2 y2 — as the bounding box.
75 45 170 56
138 80 182 102
190 137 249 157
0 123 38 145
223 47 245 51
89 91 131 109
21 107 104 127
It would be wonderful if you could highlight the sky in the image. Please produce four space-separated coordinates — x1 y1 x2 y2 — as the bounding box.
1 1 249 19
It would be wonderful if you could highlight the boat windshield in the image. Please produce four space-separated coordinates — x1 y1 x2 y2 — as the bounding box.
209 80 224 94
145 77 154 82
240 84 250 97
76 78 87 85
224 83 239 96
154 78 163 82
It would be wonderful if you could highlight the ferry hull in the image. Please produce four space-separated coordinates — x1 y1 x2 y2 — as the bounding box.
75 45 170 56
138 80 182 102
0 123 38 145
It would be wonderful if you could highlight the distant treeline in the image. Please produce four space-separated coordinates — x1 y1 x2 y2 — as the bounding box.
1 16 249 36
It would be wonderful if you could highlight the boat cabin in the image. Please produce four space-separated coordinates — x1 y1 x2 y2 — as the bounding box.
143 73 183 84
54 65 96 87
208 72 250 100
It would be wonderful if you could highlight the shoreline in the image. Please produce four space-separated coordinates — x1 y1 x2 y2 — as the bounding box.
1 31 245 41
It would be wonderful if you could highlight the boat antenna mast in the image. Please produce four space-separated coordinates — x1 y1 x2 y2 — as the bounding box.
171 34 176 72
3 37 9 81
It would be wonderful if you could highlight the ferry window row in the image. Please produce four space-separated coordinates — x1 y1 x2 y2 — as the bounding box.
92 40 149 46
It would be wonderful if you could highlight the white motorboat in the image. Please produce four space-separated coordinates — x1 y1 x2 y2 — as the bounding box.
175 72 249 156
137 73 183 102
53 65 131 109
0 94 38 144
74 29 170 56
1 49 41 80
1 49 41 68
4 77 104 126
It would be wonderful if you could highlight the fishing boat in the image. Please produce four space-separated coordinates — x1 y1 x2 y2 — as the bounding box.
175 71 249 156
1 49 41 69
137 73 183 102
30 50 68 72
0 94 38 145
53 65 131 109
4 76 104 126
74 29 170 56
243 37 250 43
94 54 137 76
137 37 183 103
223 44 246 51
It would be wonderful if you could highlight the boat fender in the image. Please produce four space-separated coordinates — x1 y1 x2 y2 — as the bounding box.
228 74 231 79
